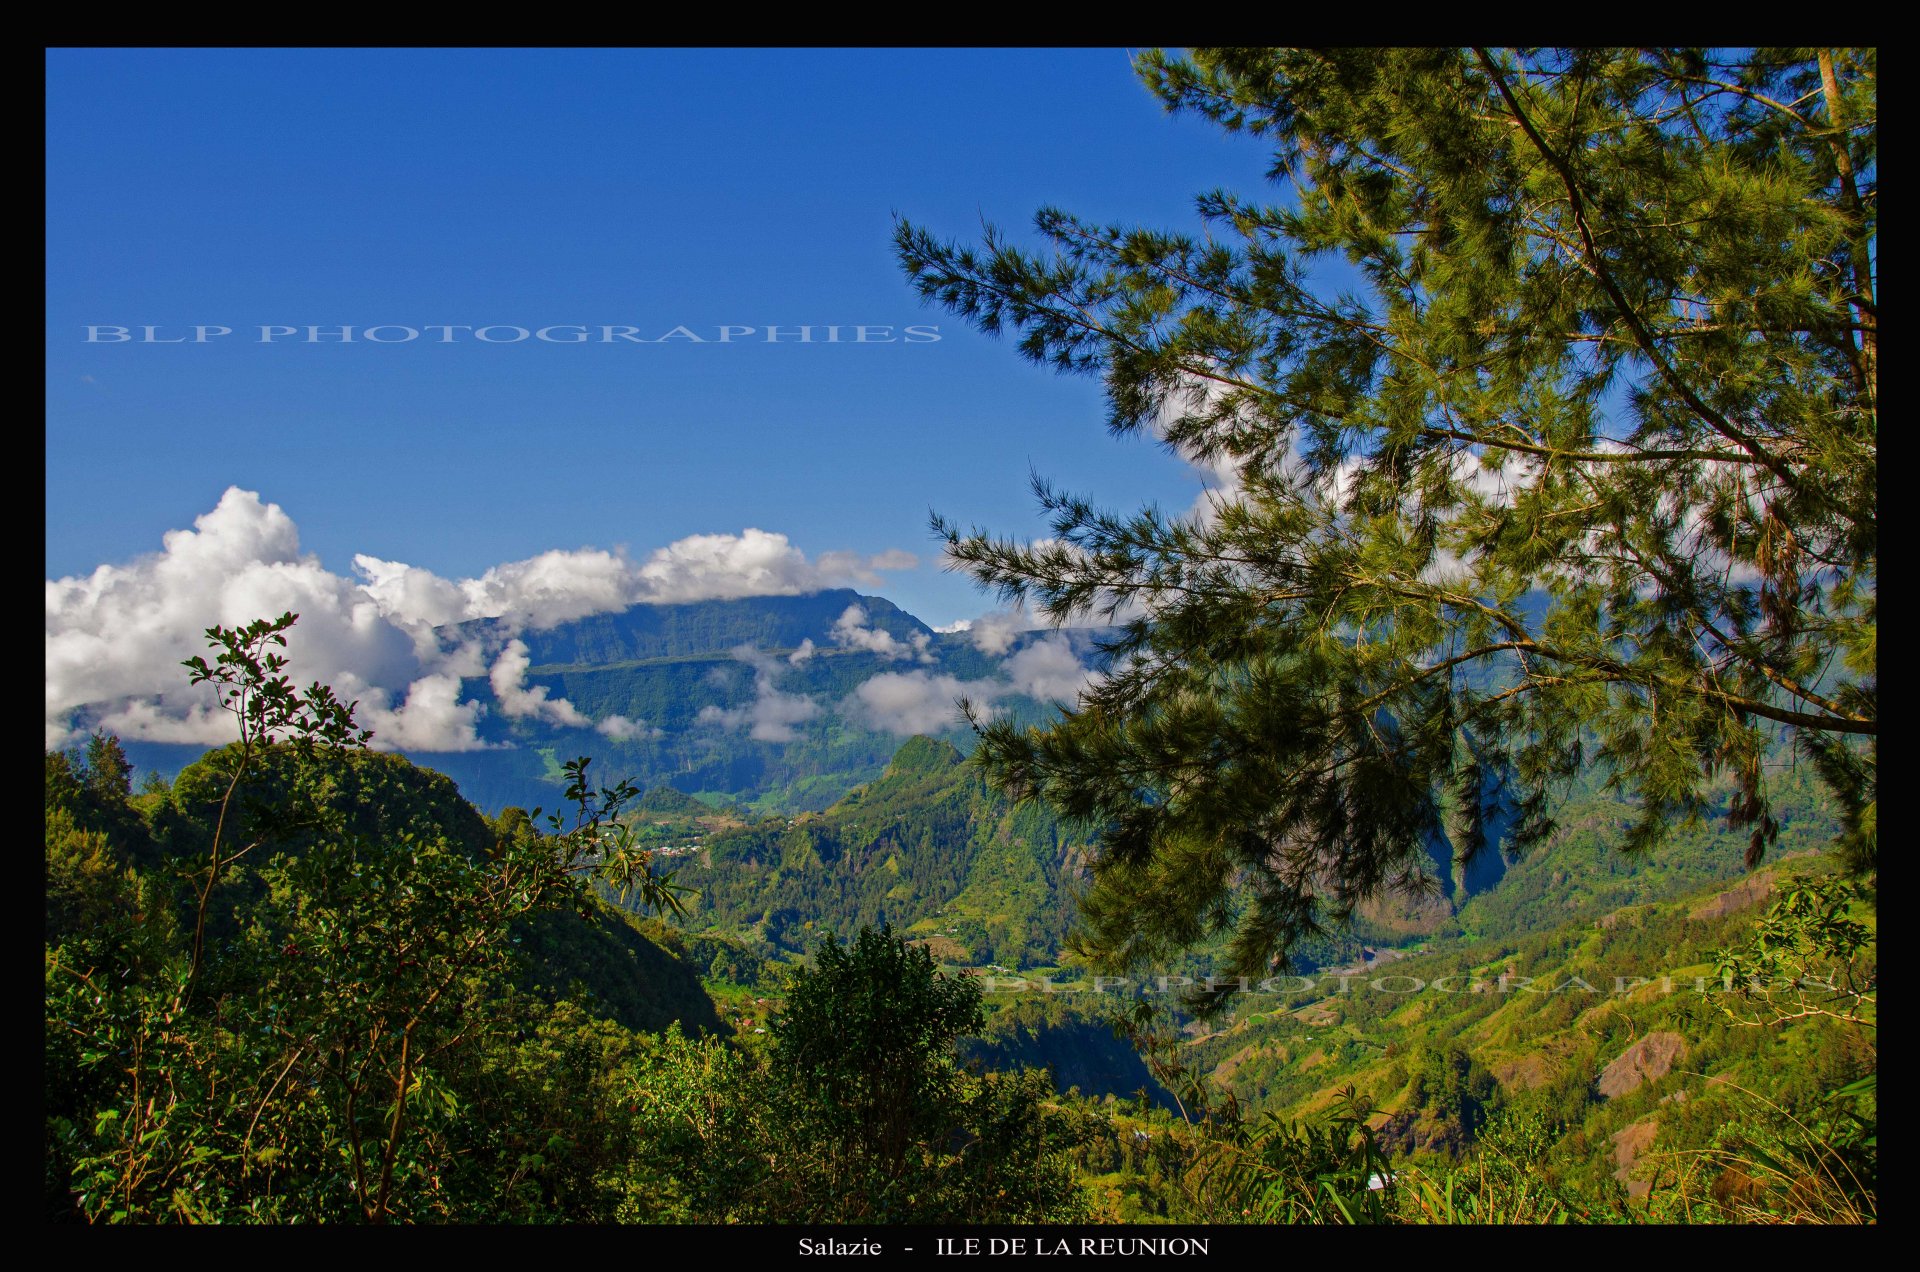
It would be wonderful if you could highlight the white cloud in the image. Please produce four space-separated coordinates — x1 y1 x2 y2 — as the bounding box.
638 529 814 604
47 488 1116 759
354 529 916 633
845 630 1102 735
695 644 821 742
965 611 1025 656
46 487 914 753
365 673 493 752
830 604 934 663
596 714 660 742
488 639 593 729
461 549 642 630
1001 633 1100 704
639 532 915 605
932 618 972 635
81 697 245 747
847 670 979 735
45 487 473 752
353 553 473 633
813 547 920 590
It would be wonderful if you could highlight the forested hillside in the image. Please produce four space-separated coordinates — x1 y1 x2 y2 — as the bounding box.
677 736 1083 969
45 645 1873 1224
44 649 1089 1222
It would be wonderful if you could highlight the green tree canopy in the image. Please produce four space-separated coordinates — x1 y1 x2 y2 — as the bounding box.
771 924 983 1186
898 47 1875 1002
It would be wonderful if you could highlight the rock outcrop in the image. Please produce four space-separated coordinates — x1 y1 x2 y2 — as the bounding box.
1610 1118 1659 1200
1598 1032 1687 1099
1689 873 1776 921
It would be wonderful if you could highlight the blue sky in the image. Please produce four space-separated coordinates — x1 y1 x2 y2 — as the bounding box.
47 47 1282 627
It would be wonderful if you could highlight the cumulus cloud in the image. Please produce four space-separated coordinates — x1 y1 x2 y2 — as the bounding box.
813 547 920 591
462 549 642 630
845 629 1103 735
488 640 593 729
830 604 934 663
366 673 492 751
350 554 471 633
47 487 1110 757
595 714 660 742
81 697 248 747
355 530 917 635
696 644 822 743
45 487 472 751
847 670 978 735
932 618 972 635
964 611 1025 656
1001 633 1100 704
46 486 915 752
643 530 824 605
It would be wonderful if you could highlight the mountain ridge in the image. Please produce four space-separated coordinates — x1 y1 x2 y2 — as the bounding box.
122 588 1095 818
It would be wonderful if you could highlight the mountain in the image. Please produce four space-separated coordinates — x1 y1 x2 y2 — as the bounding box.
634 723 1843 1115
1176 855 1873 1200
86 640 1859 1200
663 735 1090 971
466 590 935 666
123 588 1086 819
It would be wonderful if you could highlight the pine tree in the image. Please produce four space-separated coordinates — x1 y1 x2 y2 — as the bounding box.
81 730 133 802
897 48 1875 999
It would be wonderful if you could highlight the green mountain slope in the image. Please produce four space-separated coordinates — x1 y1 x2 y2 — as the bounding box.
670 736 1090 970
1174 857 1873 1202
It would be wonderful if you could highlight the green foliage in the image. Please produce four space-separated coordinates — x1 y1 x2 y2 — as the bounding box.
177 612 371 983
82 732 134 803
43 613 1876 1224
512 900 729 1035
44 615 1101 1225
757 924 1083 1222
1692 1074 1876 1223
45 615 700 1222
769 924 983 1203
1713 873 1875 1030
441 997 654 1222
1453 775 1832 940
682 736 1084 969
899 47 1877 989
1405 1042 1501 1140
